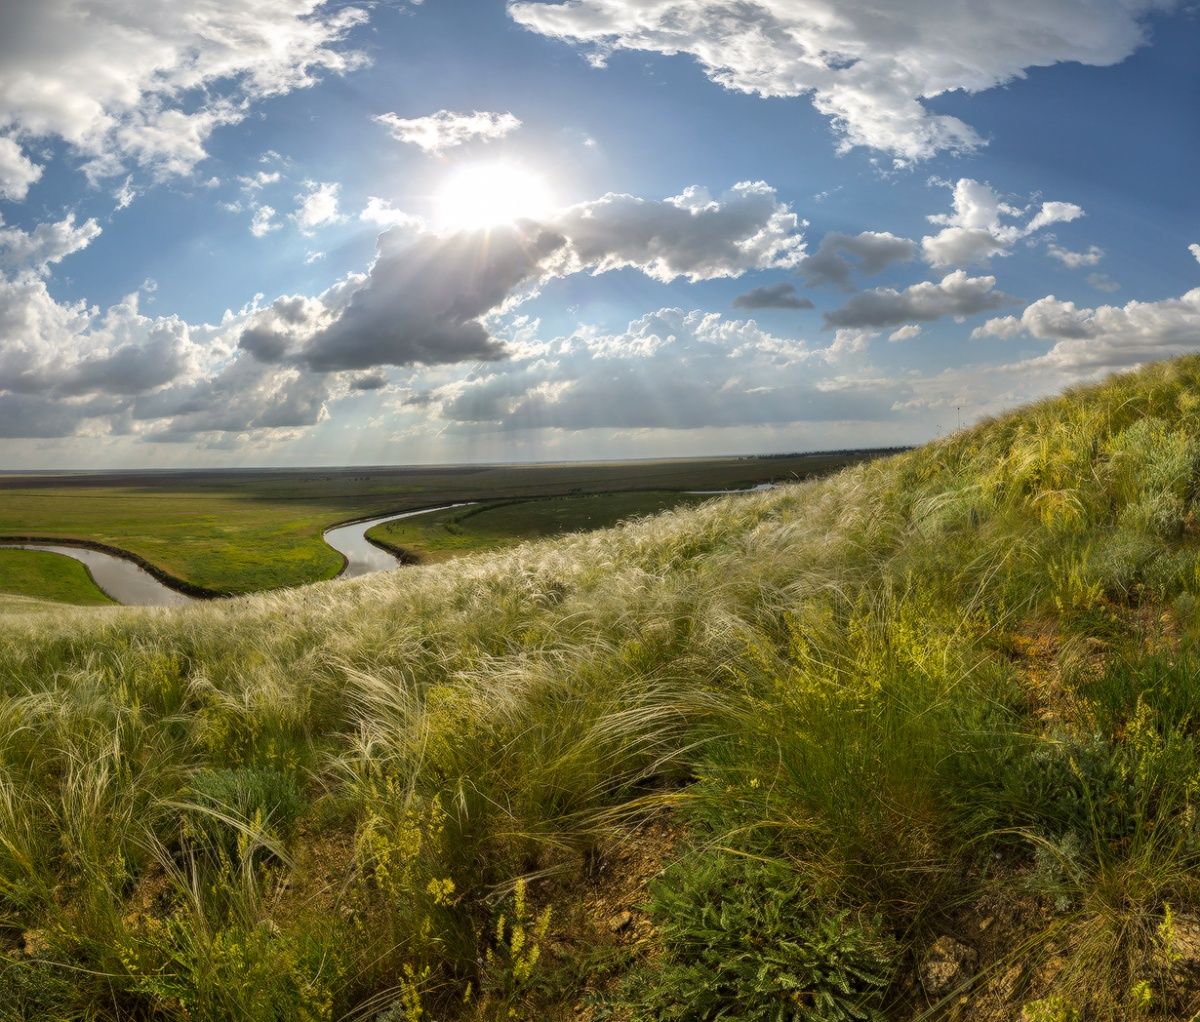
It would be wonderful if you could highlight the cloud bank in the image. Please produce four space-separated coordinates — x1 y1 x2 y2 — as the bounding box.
509 0 1170 162
0 0 368 182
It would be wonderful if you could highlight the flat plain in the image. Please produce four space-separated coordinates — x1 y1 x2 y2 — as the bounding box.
0 451 886 596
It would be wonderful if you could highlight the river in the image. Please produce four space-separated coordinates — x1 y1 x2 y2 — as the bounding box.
2 503 475 607
321 504 474 578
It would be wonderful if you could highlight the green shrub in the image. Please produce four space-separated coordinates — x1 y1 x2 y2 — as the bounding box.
182 766 304 859
620 851 895 1022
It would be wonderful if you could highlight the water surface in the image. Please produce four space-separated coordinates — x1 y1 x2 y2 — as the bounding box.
323 504 475 579
4 543 192 607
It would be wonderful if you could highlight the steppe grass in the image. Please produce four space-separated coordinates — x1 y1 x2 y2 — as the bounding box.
5 358 1200 1019
364 490 712 561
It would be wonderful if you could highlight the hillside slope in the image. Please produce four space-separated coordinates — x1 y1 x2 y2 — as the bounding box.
6 357 1200 1020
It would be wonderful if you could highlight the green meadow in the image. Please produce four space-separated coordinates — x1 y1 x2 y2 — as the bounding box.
365 490 714 561
0 549 114 607
0 453 867 596
10 359 1200 1019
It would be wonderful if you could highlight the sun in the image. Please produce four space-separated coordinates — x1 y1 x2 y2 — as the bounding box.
433 160 556 232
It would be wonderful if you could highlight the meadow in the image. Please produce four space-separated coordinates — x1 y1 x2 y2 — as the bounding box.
365 490 714 562
0 452 870 597
9 359 1200 1020
0 549 113 606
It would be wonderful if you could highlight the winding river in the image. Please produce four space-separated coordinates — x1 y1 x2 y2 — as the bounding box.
2 503 475 607
322 504 474 579
3 543 191 607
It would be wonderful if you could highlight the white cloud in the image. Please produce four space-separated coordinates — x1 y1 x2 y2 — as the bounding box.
0 1 369 180
508 0 1168 163
0 180 810 440
825 270 1012 329
428 308 889 432
798 231 917 289
889 324 922 342
0 214 102 274
1046 242 1104 267
922 178 1084 268
547 181 806 283
239 170 282 192
1190 243 1200 264
113 176 136 210
0 137 42 201
361 197 425 230
250 205 280 238
292 181 342 233
244 180 807 371
0 276 203 426
374 109 522 154
973 288 1200 372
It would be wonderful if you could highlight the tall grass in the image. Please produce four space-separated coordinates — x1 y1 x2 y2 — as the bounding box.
7 356 1200 1019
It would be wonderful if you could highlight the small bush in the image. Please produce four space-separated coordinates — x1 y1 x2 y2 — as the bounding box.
183 766 304 858
620 850 895 1022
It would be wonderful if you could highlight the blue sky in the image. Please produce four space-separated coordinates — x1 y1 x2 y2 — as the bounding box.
0 0 1198 467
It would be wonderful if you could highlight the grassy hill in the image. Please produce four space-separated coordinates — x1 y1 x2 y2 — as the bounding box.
6 357 1200 1020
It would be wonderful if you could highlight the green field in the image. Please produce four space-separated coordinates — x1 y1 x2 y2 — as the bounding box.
367 490 714 561
0 548 114 606
0 453 880 595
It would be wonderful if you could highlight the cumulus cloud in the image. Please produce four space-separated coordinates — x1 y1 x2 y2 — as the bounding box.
972 289 1200 372
0 137 42 201
2 181 809 442
0 214 102 274
292 181 342 233
922 178 1084 268
824 270 1012 329
350 373 388 391
798 231 917 289
0 275 203 419
0 1 368 180
250 205 280 238
0 249 342 441
889 324 922 341
1046 241 1105 268
133 357 332 440
546 181 806 283
508 0 1167 163
242 181 806 372
360 197 425 230
732 282 813 310
430 308 890 432
298 223 565 371
1190 243 1200 264
374 109 522 154
1046 241 1099 267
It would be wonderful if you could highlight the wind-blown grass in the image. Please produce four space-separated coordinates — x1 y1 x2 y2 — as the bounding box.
6 357 1200 1019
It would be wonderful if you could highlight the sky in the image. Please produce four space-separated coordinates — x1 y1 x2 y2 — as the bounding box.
0 0 1198 468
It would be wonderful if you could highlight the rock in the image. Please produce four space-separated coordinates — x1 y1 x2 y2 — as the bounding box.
920 935 977 999
608 910 633 933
